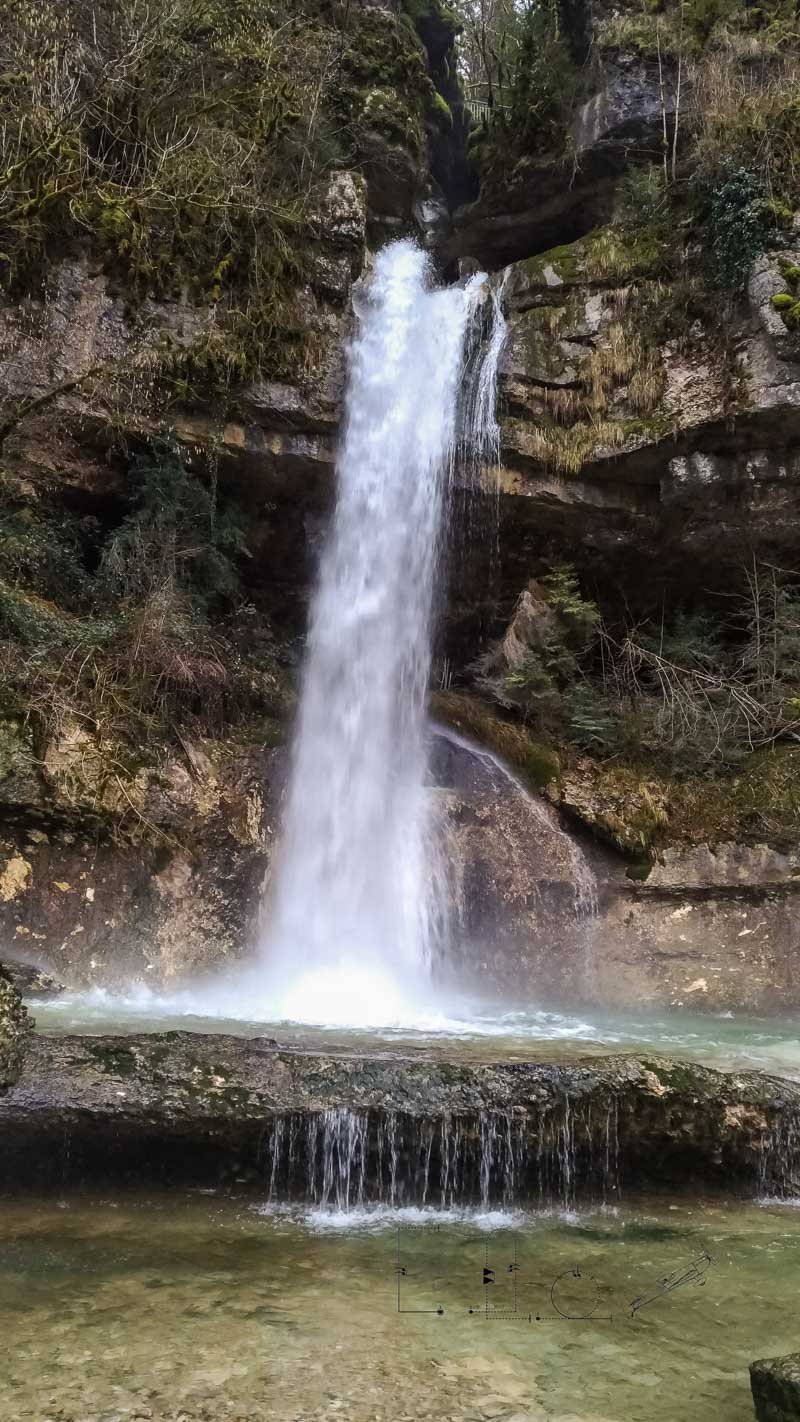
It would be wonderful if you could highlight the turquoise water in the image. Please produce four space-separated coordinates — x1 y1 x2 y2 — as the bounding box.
0 1190 798 1421
31 992 800 1078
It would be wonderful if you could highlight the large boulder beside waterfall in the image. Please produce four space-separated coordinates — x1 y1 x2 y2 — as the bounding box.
430 728 597 998
0 973 31 1094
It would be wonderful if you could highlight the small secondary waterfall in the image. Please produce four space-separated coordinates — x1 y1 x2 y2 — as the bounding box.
261 1105 621 1211
261 241 505 1023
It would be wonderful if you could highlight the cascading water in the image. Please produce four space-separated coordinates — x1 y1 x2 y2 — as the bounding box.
260 241 505 1026
259 1104 622 1212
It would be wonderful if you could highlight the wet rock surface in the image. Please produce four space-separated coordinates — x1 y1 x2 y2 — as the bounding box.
430 729 597 998
0 974 31 1093
0 0 798 1035
750 1352 800 1422
448 52 677 268
0 740 282 990
4 725 800 1013
488 231 800 588
0 958 64 1000
1 1032 798 1194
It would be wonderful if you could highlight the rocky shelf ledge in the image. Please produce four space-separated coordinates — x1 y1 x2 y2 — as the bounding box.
1 1032 799 1201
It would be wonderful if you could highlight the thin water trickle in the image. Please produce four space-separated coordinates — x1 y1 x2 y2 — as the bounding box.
759 1110 800 1200
257 1105 621 1210
456 265 509 565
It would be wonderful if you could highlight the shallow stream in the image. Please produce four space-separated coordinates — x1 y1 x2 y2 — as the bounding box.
1 1190 797 1422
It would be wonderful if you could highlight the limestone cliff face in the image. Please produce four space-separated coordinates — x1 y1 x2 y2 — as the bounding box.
434 0 800 1008
0 169 360 562
495 237 800 575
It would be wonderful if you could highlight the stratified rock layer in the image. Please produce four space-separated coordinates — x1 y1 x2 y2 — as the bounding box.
0 0 798 1025
2 1032 799 1198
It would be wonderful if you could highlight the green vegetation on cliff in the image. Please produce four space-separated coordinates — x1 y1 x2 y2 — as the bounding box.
454 561 800 855
459 0 799 282
480 562 800 767
448 0 800 856
0 0 446 388
459 0 584 181
772 259 800 331
0 0 330 377
0 0 797 877
0 436 293 817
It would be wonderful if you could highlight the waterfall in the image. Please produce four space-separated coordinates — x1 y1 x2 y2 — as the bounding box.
260 241 505 1025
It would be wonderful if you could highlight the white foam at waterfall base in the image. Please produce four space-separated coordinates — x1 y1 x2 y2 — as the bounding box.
250 239 504 1027
34 982 602 1039
254 1202 534 1233
31 987 800 1080
244 963 444 1030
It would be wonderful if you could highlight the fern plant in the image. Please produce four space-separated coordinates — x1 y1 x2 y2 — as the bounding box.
100 436 248 613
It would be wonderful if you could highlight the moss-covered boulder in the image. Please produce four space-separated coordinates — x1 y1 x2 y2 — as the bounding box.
0 972 31 1093
750 1352 800 1422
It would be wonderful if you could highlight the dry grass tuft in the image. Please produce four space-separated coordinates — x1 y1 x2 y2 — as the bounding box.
690 49 800 192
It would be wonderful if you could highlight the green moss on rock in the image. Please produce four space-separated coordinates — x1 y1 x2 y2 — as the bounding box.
84 1041 140 1077
553 742 800 857
773 294 800 331
332 9 432 159
641 1059 710 1094
401 0 460 31
427 89 453 132
515 243 582 290
512 225 672 298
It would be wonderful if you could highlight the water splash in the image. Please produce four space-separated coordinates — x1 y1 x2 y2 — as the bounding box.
259 241 506 1025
